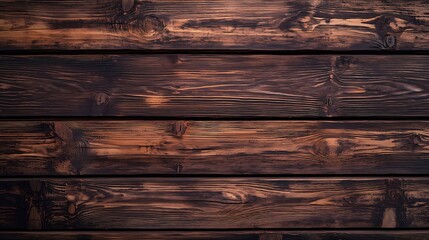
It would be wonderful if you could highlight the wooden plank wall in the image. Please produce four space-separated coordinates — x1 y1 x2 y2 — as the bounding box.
1 0 429 239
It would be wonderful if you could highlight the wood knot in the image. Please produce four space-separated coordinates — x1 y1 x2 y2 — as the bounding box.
111 11 165 37
298 16 316 31
67 202 76 215
172 121 188 137
387 189 401 202
409 133 427 147
326 96 333 107
366 15 404 49
278 11 318 32
135 15 165 36
384 34 396 49
221 191 247 204
312 140 330 157
94 92 110 106
336 140 356 155
174 162 183 174
122 0 135 13
92 93 112 116
50 122 74 143
399 133 428 151
323 96 336 117
385 179 404 204
335 56 355 70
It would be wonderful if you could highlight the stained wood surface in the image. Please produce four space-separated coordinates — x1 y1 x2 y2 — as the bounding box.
0 0 428 50
0 178 427 229
1 55 429 117
1 0 429 236
2 231 429 240
2 120 429 175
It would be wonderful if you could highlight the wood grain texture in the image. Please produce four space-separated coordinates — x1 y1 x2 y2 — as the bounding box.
1 55 429 117
0 178 427 229
0 0 428 50
2 231 429 240
2 120 429 175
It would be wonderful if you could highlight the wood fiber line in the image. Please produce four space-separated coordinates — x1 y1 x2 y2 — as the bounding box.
0 0 428 50
1 55 429 117
0 178 427 229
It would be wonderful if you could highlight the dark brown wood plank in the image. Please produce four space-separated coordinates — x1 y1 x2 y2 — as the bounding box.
2 120 429 175
1 55 429 117
0 178 427 229
0 0 428 50
2 231 429 240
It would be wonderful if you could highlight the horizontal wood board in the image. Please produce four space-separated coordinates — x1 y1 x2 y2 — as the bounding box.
0 0 428 50
1 120 429 175
1 55 429 117
0 178 428 229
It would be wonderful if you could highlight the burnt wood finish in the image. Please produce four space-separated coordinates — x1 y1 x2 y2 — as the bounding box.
0 178 427 229
0 0 428 50
2 231 429 240
1 121 429 176
1 0 428 238
1 55 429 117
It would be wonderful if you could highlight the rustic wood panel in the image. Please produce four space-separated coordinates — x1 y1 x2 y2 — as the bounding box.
2 120 429 175
1 55 429 117
0 0 428 50
0 178 427 229
2 231 429 240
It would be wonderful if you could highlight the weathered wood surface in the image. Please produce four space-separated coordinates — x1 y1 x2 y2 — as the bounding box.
1 55 429 117
0 0 428 50
2 120 429 175
2 231 429 240
0 178 427 229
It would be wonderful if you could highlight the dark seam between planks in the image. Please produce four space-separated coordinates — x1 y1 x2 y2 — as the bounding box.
4 116 429 121
1 176 429 180
2 229 429 232
1 50 429 55
2 228 429 231
1 174 429 179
